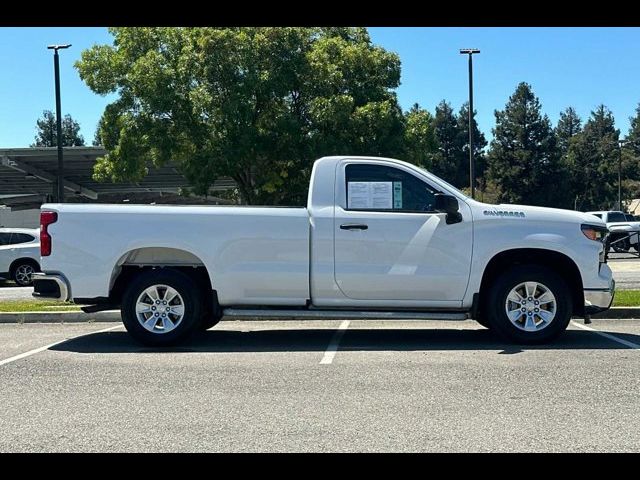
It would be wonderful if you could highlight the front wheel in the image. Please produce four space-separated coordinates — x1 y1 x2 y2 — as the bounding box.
485 265 572 344
121 269 203 346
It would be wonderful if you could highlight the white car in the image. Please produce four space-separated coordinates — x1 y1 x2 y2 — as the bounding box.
586 211 640 252
0 228 41 286
33 156 614 346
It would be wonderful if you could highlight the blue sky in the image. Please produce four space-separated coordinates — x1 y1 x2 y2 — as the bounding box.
0 27 639 148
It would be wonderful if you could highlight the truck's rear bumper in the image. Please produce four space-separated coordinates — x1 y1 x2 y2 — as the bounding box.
32 273 70 302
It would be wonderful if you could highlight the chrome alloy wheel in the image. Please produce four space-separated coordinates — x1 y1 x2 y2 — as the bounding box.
15 264 35 286
135 284 185 334
505 281 557 332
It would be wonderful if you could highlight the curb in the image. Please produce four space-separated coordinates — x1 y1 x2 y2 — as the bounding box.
0 310 120 324
0 307 639 323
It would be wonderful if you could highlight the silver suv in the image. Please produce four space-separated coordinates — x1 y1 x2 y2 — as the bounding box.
0 228 41 286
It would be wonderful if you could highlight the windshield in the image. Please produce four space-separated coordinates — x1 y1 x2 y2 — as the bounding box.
608 212 627 222
415 166 469 199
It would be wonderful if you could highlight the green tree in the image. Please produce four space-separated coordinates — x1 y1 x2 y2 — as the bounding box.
403 103 436 169
626 104 640 156
618 104 640 205
430 100 461 184
555 107 582 156
456 102 487 188
566 105 620 210
92 120 103 146
76 27 403 205
487 82 567 207
31 110 85 147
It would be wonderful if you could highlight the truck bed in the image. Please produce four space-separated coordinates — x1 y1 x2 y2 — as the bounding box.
41 204 311 305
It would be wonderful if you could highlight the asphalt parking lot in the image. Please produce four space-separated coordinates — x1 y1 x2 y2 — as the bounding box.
0 318 639 452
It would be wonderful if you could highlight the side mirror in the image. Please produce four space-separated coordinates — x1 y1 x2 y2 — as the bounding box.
434 193 462 224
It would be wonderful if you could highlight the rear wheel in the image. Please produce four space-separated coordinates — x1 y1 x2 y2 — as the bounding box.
121 269 202 346
11 260 39 286
485 265 572 344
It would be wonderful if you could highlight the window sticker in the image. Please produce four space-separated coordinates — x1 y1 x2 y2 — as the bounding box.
393 181 402 209
370 182 392 209
347 181 393 209
347 182 371 209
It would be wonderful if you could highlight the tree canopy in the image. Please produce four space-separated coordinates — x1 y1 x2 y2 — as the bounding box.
76 27 403 205
31 110 85 147
402 103 436 170
567 105 620 210
487 82 567 207
76 28 640 210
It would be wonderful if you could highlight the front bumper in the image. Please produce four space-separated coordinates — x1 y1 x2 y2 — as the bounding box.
32 273 70 302
584 279 615 315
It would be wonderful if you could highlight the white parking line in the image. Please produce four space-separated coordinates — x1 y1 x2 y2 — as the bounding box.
0 325 121 367
570 321 640 349
320 320 350 365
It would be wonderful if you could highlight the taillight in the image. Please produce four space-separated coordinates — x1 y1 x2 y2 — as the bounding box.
40 211 58 256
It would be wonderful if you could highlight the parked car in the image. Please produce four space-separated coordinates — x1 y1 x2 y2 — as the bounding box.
586 210 640 252
33 155 614 346
0 228 41 286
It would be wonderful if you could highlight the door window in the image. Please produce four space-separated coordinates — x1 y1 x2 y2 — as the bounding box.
345 164 439 213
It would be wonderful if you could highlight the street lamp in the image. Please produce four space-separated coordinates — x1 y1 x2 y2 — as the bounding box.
460 48 480 199
618 139 627 211
47 44 72 203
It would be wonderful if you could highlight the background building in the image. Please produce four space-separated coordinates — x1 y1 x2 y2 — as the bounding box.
0 147 236 227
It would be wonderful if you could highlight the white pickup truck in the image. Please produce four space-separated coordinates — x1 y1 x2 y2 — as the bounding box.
586 211 640 253
33 156 614 346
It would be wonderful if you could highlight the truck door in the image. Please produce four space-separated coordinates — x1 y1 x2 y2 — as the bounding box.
333 161 473 304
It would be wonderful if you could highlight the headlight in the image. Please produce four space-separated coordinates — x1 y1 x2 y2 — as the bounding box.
581 224 608 242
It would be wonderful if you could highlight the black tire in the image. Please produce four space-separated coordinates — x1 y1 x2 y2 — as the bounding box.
197 292 222 331
200 316 221 331
475 318 491 329
121 268 203 346
11 259 39 286
485 265 572 345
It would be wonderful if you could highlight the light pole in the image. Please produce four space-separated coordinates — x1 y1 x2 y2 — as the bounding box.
460 48 480 199
47 44 71 203
618 139 627 211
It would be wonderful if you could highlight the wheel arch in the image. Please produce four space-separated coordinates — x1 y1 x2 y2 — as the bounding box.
478 248 584 317
9 257 40 275
108 247 214 306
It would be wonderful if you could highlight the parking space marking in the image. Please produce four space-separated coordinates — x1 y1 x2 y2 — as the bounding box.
0 325 121 367
320 320 350 365
570 321 640 349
